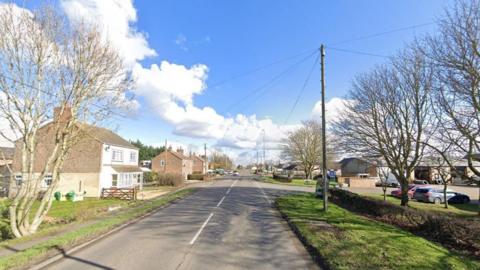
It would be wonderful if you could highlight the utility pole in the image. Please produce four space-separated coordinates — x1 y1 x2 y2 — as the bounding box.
262 129 266 172
320 44 328 211
204 143 207 174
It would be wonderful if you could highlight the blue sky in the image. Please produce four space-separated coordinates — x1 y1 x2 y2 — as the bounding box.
19 0 455 163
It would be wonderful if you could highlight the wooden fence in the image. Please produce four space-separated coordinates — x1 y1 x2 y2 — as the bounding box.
101 187 138 200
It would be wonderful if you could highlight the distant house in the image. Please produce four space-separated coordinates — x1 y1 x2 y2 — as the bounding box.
339 157 378 177
191 155 207 174
151 148 192 180
11 108 143 198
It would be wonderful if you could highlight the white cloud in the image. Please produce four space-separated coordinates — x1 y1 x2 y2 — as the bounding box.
61 0 156 68
312 97 351 123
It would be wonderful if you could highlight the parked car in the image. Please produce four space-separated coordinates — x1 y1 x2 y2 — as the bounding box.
390 184 426 199
233 171 240 176
447 193 471 204
413 179 429 185
413 187 456 204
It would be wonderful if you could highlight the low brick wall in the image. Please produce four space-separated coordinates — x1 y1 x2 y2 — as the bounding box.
342 177 376 188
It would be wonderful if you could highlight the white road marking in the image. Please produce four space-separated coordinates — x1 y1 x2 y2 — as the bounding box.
226 188 231 194
189 212 214 245
230 179 238 188
255 181 272 204
216 196 226 207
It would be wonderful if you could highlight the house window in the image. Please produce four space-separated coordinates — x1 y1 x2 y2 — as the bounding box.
112 174 118 187
160 160 165 166
15 175 22 186
130 152 137 162
44 174 52 187
112 150 123 162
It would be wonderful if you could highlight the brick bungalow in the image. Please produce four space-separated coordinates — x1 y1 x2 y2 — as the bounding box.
151 148 193 180
11 108 143 198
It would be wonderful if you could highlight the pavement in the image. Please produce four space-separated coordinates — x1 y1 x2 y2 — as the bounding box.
42 177 319 270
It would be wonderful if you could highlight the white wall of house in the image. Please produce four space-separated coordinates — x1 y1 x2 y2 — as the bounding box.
99 143 140 193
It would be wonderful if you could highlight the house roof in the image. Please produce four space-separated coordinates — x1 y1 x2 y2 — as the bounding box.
79 124 137 150
168 150 189 160
192 155 205 162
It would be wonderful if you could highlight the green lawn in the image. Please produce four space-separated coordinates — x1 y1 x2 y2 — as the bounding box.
0 188 195 270
276 193 480 270
365 194 479 218
263 177 334 187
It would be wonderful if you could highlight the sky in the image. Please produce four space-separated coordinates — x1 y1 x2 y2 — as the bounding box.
3 0 455 164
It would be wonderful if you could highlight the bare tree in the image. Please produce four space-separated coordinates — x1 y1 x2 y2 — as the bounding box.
423 0 480 214
0 4 130 237
283 120 323 180
333 48 434 206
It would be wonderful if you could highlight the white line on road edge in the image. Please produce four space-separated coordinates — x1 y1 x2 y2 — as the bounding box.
255 181 272 204
216 196 226 207
189 213 214 245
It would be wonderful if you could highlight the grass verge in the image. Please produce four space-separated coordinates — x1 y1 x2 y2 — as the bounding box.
262 177 316 187
0 188 195 270
276 193 480 270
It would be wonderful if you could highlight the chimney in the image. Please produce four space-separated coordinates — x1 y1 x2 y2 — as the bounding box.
176 148 184 154
54 106 72 123
168 145 173 151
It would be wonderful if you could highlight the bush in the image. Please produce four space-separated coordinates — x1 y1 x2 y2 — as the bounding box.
157 173 184 187
329 188 480 258
272 174 292 183
143 172 158 183
187 174 206 180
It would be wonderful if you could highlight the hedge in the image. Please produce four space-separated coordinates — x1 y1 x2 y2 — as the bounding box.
329 188 480 258
272 174 292 183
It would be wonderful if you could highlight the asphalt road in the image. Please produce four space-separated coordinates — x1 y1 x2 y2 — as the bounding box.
44 178 319 270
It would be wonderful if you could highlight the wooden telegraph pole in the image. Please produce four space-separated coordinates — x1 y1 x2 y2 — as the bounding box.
320 44 328 211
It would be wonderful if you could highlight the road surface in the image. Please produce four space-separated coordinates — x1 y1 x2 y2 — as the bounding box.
44 178 318 270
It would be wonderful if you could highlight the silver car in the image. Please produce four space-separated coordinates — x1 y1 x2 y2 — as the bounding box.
413 187 456 204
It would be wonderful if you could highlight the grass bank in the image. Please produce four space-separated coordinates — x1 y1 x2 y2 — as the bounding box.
365 194 478 218
0 188 195 270
276 193 479 270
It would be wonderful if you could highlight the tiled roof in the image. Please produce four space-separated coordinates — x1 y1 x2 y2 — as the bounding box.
78 124 137 149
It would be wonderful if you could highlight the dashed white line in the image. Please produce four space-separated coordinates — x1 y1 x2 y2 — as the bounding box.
255 181 272 204
216 196 226 207
226 188 231 194
189 212 214 245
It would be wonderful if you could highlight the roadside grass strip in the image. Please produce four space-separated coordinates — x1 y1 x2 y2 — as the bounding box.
0 188 195 270
276 193 480 270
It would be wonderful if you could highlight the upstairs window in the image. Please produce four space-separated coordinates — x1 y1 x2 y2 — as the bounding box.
130 152 137 162
160 160 165 166
112 150 123 162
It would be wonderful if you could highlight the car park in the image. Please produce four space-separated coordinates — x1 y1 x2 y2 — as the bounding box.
413 187 456 204
390 184 427 199
447 193 471 204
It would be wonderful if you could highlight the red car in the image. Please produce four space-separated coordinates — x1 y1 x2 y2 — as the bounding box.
390 184 425 199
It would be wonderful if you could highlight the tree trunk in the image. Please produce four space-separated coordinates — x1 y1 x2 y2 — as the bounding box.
400 182 409 206
443 180 448 209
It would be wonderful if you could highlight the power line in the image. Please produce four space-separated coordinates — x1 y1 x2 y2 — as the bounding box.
328 21 435 46
284 54 319 124
206 48 317 91
325 46 391 58
223 50 318 114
